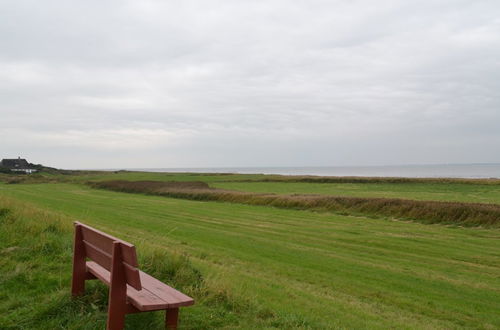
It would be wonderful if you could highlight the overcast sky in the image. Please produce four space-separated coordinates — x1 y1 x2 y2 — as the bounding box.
1 0 499 169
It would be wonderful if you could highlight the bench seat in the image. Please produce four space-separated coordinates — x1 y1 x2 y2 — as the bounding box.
86 261 194 312
72 222 194 329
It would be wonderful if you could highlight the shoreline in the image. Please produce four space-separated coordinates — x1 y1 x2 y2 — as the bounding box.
72 164 500 179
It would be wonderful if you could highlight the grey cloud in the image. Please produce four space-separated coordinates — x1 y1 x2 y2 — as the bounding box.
1 0 499 168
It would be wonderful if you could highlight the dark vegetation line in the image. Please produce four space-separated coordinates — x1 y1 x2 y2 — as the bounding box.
88 180 500 228
219 175 500 185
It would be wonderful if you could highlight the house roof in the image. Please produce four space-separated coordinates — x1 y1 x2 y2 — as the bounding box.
1 158 31 169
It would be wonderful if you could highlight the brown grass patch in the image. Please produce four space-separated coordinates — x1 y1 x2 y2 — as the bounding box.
89 180 210 192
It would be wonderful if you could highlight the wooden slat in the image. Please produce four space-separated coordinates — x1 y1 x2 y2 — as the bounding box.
76 221 141 290
87 262 166 310
77 222 138 267
80 224 114 254
86 262 194 311
83 241 141 289
123 261 142 290
128 286 167 311
139 271 195 308
83 240 112 270
87 261 112 284
120 244 139 268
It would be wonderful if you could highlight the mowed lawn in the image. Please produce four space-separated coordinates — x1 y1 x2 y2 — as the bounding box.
59 171 500 204
1 183 500 329
212 181 500 205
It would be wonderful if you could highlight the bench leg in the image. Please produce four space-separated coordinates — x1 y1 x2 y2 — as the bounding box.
165 308 179 330
107 300 126 330
71 224 86 296
107 242 127 330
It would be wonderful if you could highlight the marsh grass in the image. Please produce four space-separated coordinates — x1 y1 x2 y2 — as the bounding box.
90 180 500 227
233 175 500 185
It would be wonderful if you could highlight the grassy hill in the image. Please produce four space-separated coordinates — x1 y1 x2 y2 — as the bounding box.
1 174 499 329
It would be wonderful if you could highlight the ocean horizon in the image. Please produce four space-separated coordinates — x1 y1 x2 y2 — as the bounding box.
97 163 500 179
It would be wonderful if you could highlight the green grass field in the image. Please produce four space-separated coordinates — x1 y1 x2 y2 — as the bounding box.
5 170 500 204
212 181 500 204
1 172 499 329
9 170 500 204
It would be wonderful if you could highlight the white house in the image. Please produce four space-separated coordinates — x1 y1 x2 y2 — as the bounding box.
0 157 38 174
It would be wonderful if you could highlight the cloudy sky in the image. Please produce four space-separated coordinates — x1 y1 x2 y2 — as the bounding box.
1 0 499 169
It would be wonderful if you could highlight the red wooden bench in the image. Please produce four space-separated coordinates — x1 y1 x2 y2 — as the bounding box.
71 222 194 330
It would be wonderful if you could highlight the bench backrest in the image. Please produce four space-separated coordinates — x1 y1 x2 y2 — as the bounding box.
74 221 142 290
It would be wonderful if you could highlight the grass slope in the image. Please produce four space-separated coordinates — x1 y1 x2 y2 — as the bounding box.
1 183 499 329
89 180 500 227
0 195 295 329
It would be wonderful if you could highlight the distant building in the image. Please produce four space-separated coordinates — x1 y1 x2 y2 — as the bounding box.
0 157 38 174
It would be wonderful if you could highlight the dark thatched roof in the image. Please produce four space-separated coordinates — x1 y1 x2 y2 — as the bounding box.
1 158 31 169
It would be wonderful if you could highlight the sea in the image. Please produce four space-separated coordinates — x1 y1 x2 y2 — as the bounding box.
122 164 500 179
